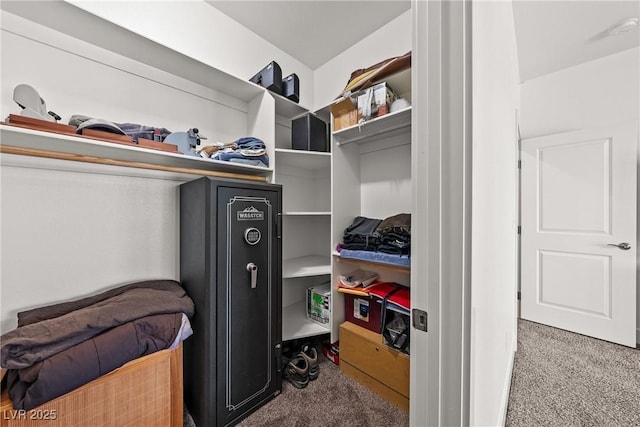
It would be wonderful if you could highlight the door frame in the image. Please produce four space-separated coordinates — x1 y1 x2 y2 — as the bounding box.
411 0 472 425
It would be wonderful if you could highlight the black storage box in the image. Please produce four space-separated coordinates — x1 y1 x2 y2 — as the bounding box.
292 113 328 152
282 73 299 103
249 61 282 95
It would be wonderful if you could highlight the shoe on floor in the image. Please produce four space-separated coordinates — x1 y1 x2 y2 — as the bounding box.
284 354 309 389
299 344 319 380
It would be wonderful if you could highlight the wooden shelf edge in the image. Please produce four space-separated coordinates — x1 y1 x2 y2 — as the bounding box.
0 145 267 182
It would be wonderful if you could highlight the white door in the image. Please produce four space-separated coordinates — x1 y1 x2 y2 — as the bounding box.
521 124 637 347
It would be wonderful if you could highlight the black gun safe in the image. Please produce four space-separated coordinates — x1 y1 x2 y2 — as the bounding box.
180 177 282 426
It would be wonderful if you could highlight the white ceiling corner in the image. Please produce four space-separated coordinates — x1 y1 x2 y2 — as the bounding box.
512 0 640 82
206 1 639 82
205 0 410 69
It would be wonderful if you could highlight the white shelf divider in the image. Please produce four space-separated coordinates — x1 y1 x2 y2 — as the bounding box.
282 300 330 341
283 255 331 278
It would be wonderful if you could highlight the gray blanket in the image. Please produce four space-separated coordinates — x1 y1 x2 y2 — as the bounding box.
17 279 185 327
7 312 184 410
1 280 194 369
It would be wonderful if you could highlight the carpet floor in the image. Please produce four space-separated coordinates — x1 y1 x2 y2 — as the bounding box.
238 357 409 427
184 356 409 427
506 319 640 426
185 319 640 426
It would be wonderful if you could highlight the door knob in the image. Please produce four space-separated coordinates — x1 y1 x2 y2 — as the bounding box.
607 242 631 250
246 263 258 288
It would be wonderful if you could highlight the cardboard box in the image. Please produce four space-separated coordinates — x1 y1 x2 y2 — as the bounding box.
330 96 358 131
307 283 331 325
357 81 398 121
344 293 383 333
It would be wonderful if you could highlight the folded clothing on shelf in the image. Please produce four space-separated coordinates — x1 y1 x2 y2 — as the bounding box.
340 213 411 255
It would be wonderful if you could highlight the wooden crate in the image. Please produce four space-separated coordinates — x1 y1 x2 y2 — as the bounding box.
0 345 183 427
340 321 409 411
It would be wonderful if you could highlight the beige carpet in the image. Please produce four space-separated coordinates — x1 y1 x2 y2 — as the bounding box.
183 356 409 426
185 320 640 426
238 357 409 427
506 319 640 426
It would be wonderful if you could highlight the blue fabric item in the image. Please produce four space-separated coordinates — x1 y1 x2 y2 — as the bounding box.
339 249 410 268
234 137 266 150
385 300 410 315
218 151 269 167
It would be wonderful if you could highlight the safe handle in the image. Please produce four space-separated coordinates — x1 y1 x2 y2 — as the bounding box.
246 262 258 288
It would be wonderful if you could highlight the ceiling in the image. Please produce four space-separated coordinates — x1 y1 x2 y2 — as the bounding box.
513 1 640 81
206 1 639 80
205 0 410 69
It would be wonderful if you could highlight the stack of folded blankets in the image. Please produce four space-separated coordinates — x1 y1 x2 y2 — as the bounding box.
0 280 194 410
338 213 410 267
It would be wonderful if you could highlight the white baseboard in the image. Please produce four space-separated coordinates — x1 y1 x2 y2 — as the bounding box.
498 341 517 426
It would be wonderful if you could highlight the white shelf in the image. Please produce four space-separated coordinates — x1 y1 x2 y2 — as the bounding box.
333 251 411 273
284 212 331 216
1 126 272 178
283 255 331 278
282 300 330 341
275 149 331 170
333 107 412 145
273 92 312 119
313 105 332 123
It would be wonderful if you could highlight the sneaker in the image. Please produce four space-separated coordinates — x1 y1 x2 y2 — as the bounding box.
299 344 319 380
283 354 309 389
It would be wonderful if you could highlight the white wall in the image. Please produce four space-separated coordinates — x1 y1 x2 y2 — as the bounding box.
0 158 187 334
0 2 414 337
519 48 639 139
0 8 267 333
519 47 640 343
313 10 412 111
470 2 520 426
66 0 315 110
0 13 247 143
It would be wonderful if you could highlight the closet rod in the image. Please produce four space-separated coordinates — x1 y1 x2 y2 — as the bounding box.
0 145 268 182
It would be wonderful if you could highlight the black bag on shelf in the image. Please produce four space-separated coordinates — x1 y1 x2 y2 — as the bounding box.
249 61 283 95
282 73 299 103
